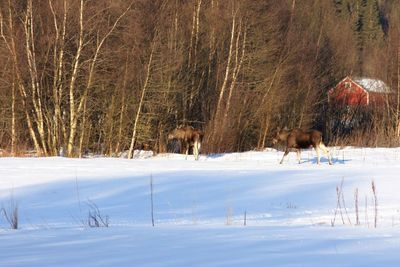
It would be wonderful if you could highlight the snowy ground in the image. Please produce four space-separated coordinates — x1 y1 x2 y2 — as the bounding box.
1 147 400 266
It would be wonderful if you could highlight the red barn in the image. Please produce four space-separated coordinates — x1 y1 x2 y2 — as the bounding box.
328 76 391 106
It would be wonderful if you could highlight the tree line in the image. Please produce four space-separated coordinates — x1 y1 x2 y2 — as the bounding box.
0 0 398 157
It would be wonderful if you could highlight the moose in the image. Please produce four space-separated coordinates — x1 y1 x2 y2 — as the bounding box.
272 127 332 165
168 125 204 160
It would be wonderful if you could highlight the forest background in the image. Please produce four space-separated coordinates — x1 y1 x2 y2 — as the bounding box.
0 0 399 157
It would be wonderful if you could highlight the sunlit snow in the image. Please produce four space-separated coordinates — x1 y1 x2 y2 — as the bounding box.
1 147 400 266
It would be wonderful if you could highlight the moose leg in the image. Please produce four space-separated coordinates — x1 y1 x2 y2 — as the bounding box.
194 140 201 160
296 149 301 164
319 143 333 165
185 142 189 160
193 141 199 160
179 140 185 154
280 149 290 164
197 141 201 158
314 145 320 164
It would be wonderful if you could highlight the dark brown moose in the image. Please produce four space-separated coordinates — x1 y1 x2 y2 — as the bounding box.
272 127 332 165
168 125 204 160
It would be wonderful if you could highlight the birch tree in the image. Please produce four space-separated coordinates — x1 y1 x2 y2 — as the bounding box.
127 45 154 159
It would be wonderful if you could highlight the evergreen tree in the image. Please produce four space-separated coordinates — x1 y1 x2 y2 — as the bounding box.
334 0 356 19
361 0 384 42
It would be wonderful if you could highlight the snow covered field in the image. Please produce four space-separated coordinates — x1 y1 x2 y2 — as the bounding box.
1 147 400 266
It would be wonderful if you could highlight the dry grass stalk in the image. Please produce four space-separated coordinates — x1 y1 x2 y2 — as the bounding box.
354 188 360 225
1 202 18 230
87 200 109 228
372 180 378 228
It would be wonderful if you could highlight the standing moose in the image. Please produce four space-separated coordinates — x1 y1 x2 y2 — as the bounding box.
168 125 204 160
272 127 333 165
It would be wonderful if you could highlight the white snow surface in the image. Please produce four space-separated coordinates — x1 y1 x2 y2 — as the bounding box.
1 147 400 266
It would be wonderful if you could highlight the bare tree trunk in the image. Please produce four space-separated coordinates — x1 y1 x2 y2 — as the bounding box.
184 1 198 122
203 2 217 149
24 0 48 155
194 0 201 70
396 44 400 137
78 96 87 158
67 0 84 157
218 20 246 146
188 1 197 68
67 1 131 156
221 21 246 124
11 73 16 156
298 15 324 128
0 1 42 155
106 95 116 156
290 0 296 27
215 11 236 120
187 0 202 68
261 117 270 149
188 0 202 111
127 46 154 159
256 0 296 119
115 57 128 155
209 9 236 148
49 0 67 155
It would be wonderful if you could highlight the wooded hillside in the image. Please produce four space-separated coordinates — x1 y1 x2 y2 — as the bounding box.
0 0 398 156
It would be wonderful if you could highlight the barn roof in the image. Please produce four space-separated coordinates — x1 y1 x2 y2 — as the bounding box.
353 78 391 93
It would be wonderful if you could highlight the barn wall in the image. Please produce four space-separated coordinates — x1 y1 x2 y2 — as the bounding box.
329 78 369 106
